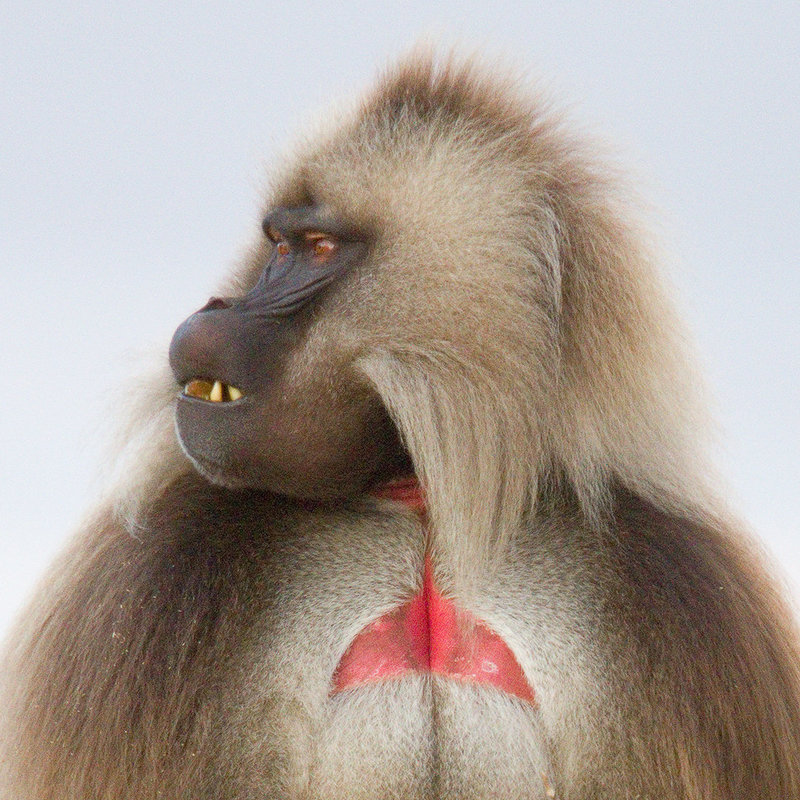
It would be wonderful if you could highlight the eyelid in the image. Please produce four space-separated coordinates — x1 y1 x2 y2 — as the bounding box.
266 229 335 244
304 232 335 243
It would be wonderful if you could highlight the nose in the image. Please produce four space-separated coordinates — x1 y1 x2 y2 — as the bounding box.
169 297 239 386
199 296 231 312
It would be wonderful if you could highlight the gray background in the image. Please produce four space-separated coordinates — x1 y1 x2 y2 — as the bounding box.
1 2 798 636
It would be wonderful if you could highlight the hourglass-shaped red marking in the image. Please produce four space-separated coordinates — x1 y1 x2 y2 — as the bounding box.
331 479 535 704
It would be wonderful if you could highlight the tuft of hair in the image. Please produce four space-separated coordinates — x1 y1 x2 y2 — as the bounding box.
112 50 719 575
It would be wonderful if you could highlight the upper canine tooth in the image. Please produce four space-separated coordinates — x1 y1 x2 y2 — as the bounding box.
228 386 243 401
209 381 224 402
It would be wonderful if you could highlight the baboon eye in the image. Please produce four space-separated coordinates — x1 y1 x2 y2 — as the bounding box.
312 237 337 260
276 240 291 257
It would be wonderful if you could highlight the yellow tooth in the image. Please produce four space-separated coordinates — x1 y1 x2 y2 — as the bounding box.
209 381 223 402
228 386 243 401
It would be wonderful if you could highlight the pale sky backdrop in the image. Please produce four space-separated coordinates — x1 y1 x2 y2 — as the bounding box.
1 2 798 636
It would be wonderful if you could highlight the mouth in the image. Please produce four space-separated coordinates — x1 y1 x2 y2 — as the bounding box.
183 378 244 403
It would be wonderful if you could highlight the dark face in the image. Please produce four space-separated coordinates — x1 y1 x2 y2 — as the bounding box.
169 205 409 500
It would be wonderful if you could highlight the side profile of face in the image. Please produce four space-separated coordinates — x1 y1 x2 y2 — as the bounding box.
169 204 409 500
167 79 559 510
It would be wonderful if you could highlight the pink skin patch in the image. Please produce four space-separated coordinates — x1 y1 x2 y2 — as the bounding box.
331 479 535 704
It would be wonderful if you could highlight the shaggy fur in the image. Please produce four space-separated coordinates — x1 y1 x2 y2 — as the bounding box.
2 51 799 799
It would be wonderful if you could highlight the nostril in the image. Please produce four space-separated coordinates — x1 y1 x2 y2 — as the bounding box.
200 296 231 312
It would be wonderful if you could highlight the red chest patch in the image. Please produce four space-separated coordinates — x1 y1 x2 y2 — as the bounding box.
330 479 535 704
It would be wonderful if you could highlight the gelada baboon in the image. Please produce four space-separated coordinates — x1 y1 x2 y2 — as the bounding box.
2 52 799 800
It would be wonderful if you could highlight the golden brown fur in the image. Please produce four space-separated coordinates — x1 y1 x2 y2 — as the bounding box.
2 51 799 799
